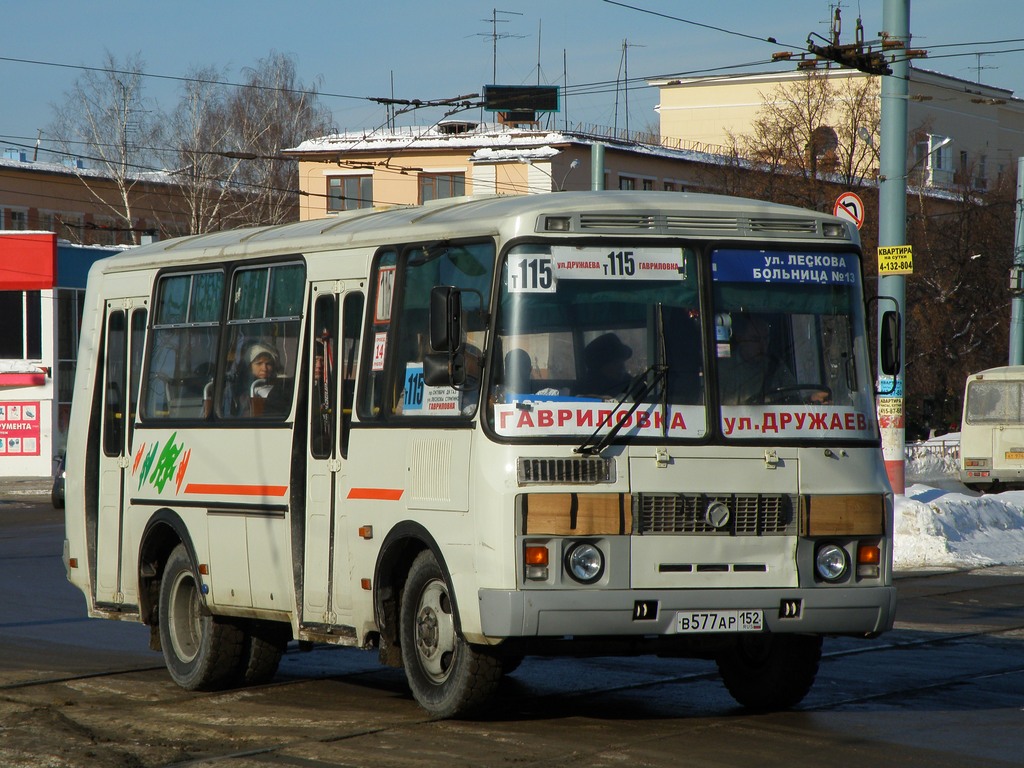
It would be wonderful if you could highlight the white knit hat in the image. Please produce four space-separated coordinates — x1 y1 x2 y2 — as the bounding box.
248 342 279 365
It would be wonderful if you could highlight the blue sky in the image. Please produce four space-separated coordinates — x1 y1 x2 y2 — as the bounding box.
2 1 1023 154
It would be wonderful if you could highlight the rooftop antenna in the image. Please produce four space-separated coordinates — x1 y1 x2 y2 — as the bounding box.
478 8 525 83
615 39 644 137
971 52 996 84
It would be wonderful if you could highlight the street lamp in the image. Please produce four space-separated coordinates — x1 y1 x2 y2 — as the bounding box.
523 158 580 192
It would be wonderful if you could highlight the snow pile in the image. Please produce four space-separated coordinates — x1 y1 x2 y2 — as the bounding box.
896 434 1024 570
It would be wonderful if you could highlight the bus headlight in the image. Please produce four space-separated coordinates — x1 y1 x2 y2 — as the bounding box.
565 542 605 584
815 543 849 582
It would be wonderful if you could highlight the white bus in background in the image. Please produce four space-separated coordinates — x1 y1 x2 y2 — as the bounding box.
960 366 1024 491
63 191 899 718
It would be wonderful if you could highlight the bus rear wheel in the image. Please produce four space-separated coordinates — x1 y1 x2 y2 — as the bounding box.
159 544 244 691
399 550 502 718
233 621 290 685
716 633 822 711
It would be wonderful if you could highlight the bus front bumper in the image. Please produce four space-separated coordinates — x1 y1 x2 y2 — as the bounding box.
478 585 896 638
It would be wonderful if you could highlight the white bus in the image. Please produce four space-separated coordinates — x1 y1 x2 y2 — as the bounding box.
960 365 1024 491
64 191 897 717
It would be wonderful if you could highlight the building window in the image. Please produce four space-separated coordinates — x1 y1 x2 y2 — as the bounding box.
328 175 373 212
618 176 636 190
0 291 42 359
642 179 655 191
9 209 28 230
419 172 465 203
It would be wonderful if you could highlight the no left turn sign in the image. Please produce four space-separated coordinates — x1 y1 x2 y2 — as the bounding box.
833 192 865 229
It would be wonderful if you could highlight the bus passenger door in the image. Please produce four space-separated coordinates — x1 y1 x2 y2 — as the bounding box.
301 284 364 631
95 298 147 607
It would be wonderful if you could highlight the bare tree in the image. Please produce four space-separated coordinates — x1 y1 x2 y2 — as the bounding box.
732 70 879 209
904 172 1016 432
163 65 247 234
831 75 880 186
219 52 335 226
48 51 161 244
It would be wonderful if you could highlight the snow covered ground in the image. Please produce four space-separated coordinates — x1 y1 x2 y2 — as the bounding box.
897 434 1024 570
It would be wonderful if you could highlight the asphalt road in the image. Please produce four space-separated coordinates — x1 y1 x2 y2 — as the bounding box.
3 495 1024 767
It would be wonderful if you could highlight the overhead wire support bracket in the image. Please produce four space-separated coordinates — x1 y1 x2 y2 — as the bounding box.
803 8 896 76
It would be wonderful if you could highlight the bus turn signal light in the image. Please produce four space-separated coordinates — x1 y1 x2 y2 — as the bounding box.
525 545 549 566
524 544 549 581
857 541 881 578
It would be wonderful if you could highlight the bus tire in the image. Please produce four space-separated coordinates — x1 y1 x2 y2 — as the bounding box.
399 550 502 718
159 544 245 691
716 633 822 711
234 621 290 685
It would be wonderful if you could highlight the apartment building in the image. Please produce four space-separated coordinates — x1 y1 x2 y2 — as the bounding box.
650 66 1024 191
285 121 721 219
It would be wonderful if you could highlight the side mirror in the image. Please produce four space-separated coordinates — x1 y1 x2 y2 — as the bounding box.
880 309 901 376
429 286 462 353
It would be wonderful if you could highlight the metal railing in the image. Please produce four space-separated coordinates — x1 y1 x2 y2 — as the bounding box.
906 438 960 462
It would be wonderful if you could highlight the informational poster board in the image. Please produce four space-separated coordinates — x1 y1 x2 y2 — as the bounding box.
0 401 41 456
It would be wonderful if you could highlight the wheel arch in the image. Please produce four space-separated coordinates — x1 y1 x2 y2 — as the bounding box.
137 508 201 627
373 521 460 657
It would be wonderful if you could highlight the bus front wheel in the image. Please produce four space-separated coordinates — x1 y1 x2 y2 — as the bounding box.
716 633 822 711
399 550 502 718
159 544 244 691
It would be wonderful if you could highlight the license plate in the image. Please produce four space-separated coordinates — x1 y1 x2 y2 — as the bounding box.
676 609 763 633
1006 452 1024 460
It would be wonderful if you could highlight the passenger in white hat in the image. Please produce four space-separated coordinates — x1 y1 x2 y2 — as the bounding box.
242 342 288 416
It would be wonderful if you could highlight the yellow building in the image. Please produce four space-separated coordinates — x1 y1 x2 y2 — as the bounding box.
650 66 1024 191
285 121 721 220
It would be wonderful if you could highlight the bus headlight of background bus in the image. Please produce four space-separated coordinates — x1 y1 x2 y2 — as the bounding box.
564 541 605 584
814 543 849 582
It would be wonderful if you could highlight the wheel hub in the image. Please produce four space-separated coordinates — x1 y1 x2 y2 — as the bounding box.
417 606 440 655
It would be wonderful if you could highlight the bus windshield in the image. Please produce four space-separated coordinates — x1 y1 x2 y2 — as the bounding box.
711 247 875 441
487 243 876 443
489 243 706 441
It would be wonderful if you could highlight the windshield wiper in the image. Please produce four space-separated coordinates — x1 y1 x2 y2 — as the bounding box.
574 364 669 456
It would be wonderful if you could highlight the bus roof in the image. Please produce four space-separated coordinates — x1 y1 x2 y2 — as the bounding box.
967 365 1024 381
91 191 858 276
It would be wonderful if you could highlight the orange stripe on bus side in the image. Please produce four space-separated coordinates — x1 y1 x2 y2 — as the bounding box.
184 483 289 497
347 487 404 501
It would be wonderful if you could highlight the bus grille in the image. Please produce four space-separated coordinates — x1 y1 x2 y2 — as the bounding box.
749 217 819 234
573 213 823 237
637 493 796 535
518 457 615 485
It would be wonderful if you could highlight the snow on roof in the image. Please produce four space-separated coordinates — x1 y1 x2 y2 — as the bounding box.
286 123 724 165
0 153 177 185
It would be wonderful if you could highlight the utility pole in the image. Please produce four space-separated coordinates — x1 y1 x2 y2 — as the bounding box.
876 0 910 494
791 1 916 493
1009 156 1024 364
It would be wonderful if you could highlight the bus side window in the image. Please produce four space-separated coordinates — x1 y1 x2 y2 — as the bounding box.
359 251 397 419
341 292 364 456
310 296 337 459
103 310 126 456
222 262 304 420
128 309 147 447
143 271 223 420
